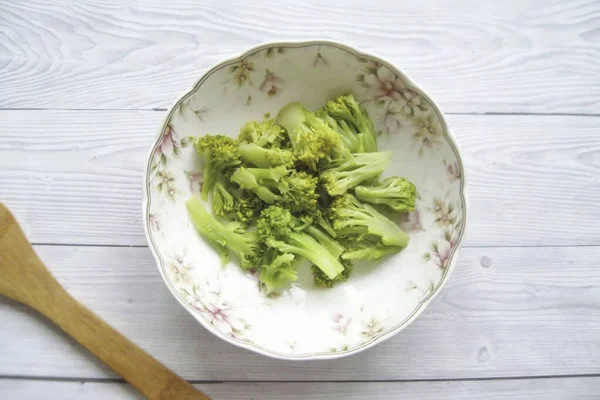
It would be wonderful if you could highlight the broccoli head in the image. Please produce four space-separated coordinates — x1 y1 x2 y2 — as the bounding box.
355 176 417 212
186 196 260 270
320 152 392 196
194 134 241 200
317 109 365 153
257 205 346 279
233 190 265 225
212 181 235 217
231 166 319 215
238 119 288 148
312 259 353 287
327 193 410 248
259 248 298 294
276 102 345 170
324 94 377 152
279 170 319 215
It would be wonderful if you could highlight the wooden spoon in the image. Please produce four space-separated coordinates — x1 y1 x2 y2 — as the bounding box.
0 203 211 400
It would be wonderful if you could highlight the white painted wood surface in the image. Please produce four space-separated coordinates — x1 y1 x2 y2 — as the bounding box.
2 377 600 400
1 0 599 398
0 245 598 380
1 0 600 113
1 111 599 247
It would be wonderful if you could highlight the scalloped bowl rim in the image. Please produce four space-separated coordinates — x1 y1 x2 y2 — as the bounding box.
142 39 468 360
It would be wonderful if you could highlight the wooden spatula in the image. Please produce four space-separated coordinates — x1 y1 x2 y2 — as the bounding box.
0 202 211 400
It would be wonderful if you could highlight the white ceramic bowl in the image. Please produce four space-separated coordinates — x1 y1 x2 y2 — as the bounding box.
143 40 467 360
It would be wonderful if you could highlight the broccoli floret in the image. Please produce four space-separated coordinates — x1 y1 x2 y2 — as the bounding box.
212 181 235 217
317 110 365 153
314 208 337 238
231 166 319 215
312 260 353 288
257 206 345 279
324 94 377 152
194 135 241 200
355 176 417 212
239 143 295 168
238 119 288 148
233 190 265 225
320 152 392 196
259 248 298 294
327 193 409 248
280 170 319 215
276 102 345 170
230 166 289 204
186 196 259 270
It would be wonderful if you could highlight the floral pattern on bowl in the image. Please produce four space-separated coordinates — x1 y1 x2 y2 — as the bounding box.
143 41 467 360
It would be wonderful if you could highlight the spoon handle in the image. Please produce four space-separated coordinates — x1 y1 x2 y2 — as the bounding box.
0 203 210 399
42 285 209 400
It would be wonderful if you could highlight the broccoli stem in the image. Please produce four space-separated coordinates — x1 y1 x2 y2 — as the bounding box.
268 232 345 280
362 203 410 247
239 143 293 168
230 167 287 204
322 152 392 196
342 245 402 261
186 196 257 268
305 225 345 259
201 162 216 200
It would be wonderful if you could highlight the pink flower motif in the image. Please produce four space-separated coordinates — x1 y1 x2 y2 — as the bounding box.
401 210 424 232
364 66 406 100
203 303 234 334
160 125 181 156
331 313 352 335
149 214 160 232
260 69 284 97
185 170 203 194
423 240 450 269
444 160 461 181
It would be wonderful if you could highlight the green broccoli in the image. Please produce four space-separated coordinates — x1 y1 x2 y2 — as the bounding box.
317 110 365 153
314 208 337 238
320 152 392 196
231 166 319 215
259 248 298 294
327 193 409 248
341 242 402 261
276 102 346 170
230 166 289 203
324 94 377 152
305 225 345 259
257 206 345 280
186 196 259 270
239 143 295 168
280 170 319 215
232 190 265 225
312 260 353 287
194 135 241 200
238 119 288 148
212 181 235 217
355 176 417 212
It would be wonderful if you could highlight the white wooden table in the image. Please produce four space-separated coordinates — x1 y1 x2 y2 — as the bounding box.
1 0 599 398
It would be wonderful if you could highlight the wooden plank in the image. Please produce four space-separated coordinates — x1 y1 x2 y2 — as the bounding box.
1 377 599 400
1 111 599 247
0 245 598 380
1 0 599 113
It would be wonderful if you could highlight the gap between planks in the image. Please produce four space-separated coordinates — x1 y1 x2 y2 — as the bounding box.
1 108 600 118
2 373 600 384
